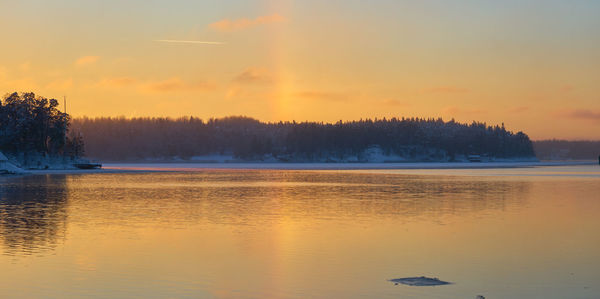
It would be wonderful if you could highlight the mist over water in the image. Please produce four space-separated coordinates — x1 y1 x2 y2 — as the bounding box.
0 166 599 298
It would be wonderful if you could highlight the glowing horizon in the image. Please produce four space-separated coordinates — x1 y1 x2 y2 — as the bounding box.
1 0 599 140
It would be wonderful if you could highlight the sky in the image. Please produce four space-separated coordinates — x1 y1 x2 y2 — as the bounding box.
0 0 599 140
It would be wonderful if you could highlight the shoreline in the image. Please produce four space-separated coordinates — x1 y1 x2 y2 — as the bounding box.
104 160 594 171
2 168 156 176
3 161 595 176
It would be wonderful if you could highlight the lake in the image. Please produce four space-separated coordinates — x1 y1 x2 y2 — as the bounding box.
1 164 599 298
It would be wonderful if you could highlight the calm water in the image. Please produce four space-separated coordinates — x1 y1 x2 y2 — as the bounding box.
1 165 599 298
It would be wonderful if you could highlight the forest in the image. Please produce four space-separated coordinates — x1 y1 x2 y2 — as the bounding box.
0 92 83 164
533 140 600 160
72 116 536 162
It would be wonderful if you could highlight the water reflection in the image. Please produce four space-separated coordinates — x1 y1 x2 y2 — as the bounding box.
63 171 531 228
0 171 532 257
0 175 68 256
1 169 597 299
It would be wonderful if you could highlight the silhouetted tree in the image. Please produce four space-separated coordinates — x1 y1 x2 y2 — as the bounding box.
0 92 83 159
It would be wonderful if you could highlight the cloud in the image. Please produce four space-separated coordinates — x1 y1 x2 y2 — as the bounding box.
154 39 224 45
209 13 286 32
425 86 469 94
563 109 600 121
560 84 574 92
141 77 215 93
75 56 100 67
93 77 215 93
232 67 272 84
0 67 36 90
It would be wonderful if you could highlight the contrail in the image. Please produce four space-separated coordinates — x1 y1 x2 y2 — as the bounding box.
154 39 224 45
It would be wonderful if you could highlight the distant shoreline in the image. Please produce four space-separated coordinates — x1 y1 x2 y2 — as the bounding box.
102 160 595 171
4 161 595 176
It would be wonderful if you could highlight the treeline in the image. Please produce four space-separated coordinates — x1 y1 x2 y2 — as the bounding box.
0 92 83 161
533 140 600 160
72 116 535 161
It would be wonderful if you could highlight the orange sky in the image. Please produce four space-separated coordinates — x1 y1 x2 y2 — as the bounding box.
0 0 599 140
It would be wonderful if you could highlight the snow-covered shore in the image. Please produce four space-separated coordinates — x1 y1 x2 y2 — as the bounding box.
102 160 596 171
4 160 596 176
0 151 116 175
102 152 540 164
25 168 150 175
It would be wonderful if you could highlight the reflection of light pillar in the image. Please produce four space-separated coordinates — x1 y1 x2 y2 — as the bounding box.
64 96 67 164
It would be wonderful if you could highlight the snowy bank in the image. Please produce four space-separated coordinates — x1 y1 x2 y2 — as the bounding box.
101 161 594 171
0 151 26 174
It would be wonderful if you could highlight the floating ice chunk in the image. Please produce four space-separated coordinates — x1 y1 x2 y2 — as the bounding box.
388 276 451 286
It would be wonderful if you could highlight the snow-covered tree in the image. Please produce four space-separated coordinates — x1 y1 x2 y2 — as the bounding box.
0 92 83 158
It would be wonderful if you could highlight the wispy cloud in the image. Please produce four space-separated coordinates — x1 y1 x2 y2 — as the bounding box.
560 84 574 92
154 40 224 45
233 67 272 84
75 56 100 67
141 77 215 93
210 14 286 32
94 76 215 94
562 109 600 121
0 67 36 90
